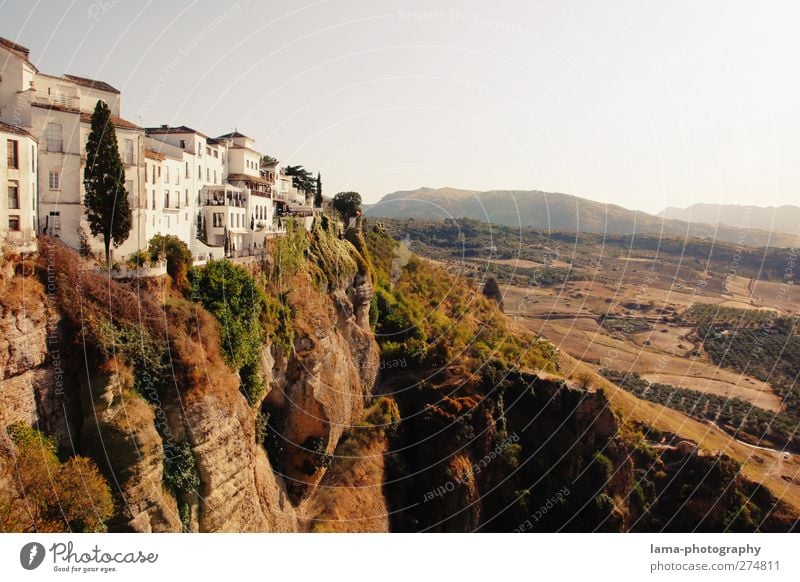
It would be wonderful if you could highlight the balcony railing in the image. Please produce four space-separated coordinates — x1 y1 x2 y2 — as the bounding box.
202 195 247 208
32 91 80 111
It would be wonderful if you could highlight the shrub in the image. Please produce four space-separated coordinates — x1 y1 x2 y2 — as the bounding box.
148 234 193 289
126 249 151 269
163 441 200 494
1 423 113 532
189 260 267 403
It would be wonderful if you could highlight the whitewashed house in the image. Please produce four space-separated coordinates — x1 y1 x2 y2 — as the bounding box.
0 120 38 251
144 126 229 259
0 36 147 260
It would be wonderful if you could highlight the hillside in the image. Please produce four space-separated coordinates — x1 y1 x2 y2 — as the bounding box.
365 187 797 247
1 221 797 532
659 203 800 236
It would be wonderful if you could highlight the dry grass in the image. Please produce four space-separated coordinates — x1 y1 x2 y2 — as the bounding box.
559 353 800 514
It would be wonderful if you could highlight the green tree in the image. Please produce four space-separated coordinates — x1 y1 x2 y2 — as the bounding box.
84 100 132 265
482 276 504 312
189 260 267 403
314 172 323 207
333 191 362 220
285 165 314 195
1 423 113 532
148 234 193 289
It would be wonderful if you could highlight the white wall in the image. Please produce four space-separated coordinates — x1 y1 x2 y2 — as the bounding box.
0 130 38 250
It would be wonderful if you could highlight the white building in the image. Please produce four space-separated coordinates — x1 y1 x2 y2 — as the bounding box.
0 36 147 259
0 36 302 263
0 120 38 251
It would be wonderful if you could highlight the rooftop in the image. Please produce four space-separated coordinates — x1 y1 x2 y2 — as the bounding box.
80 111 141 130
227 173 271 186
144 148 166 161
0 36 37 72
216 131 250 139
0 120 36 140
64 74 120 94
0 36 31 58
145 125 209 138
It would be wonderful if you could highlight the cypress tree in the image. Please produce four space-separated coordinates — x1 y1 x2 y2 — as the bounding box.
315 172 323 207
84 100 132 265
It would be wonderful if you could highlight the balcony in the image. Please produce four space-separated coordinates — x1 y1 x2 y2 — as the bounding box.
202 190 247 208
32 91 80 112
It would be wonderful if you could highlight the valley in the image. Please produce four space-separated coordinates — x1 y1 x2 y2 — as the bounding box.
376 216 800 518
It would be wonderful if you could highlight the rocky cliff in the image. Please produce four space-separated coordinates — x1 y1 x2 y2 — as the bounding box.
1 227 797 533
0 230 383 532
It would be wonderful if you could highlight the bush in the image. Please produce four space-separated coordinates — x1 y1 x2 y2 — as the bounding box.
189 260 267 403
126 249 151 269
1 423 114 532
148 234 193 289
163 441 200 494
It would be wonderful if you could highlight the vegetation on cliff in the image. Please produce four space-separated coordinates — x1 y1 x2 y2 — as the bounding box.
1 423 113 532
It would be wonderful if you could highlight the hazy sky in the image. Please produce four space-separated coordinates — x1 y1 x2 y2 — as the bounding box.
2 0 799 213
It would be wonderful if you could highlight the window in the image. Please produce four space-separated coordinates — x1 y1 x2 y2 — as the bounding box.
48 211 60 236
214 170 217 183
8 216 20 231
185 162 189 178
197 165 201 179
124 139 134 164
185 189 188 206
213 150 218 159
164 191 169 208
213 212 223 228
6 139 18 168
152 190 156 210
45 123 63 152
8 184 19 209
145 163 148 184
31 145 35 171
206 146 211 156
179 139 186 149
48 171 60 190
206 168 210 181
165 165 170 182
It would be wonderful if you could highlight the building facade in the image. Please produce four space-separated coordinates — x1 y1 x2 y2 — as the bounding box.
0 121 38 251
0 36 314 259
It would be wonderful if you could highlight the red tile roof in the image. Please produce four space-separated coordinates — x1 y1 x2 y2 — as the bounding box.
0 37 30 57
145 125 208 138
64 74 120 94
0 120 36 140
80 111 141 130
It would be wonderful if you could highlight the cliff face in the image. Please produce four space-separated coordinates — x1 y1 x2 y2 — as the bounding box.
381 365 798 532
0 263 75 450
2 234 795 533
0 238 382 532
263 272 379 503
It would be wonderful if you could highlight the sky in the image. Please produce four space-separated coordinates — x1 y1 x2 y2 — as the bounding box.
2 0 799 213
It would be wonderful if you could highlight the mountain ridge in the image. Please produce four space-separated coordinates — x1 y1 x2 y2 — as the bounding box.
658 203 800 236
365 187 797 248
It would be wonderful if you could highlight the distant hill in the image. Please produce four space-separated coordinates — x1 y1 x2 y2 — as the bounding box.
659 203 800 236
365 187 796 248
